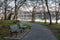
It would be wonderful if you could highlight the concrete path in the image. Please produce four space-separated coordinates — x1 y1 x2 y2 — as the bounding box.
22 23 57 40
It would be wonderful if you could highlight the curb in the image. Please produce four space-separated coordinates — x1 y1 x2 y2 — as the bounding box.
20 29 31 40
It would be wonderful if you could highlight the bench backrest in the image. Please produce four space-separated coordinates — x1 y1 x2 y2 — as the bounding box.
10 25 19 32
20 23 26 28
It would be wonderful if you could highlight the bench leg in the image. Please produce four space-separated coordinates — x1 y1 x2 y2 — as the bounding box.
15 33 18 37
10 32 13 37
20 30 23 33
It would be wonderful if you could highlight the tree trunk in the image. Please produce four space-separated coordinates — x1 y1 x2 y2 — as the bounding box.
7 13 12 20
42 0 47 23
45 0 52 24
14 0 17 20
4 0 7 20
55 0 57 23
56 12 58 24
58 1 60 21
32 7 36 22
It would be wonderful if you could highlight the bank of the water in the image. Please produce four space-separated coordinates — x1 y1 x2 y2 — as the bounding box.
18 19 60 23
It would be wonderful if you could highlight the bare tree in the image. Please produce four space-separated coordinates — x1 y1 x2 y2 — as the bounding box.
4 0 7 20
31 0 40 22
31 6 36 22
58 0 60 20
45 0 52 24
55 0 58 23
41 0 47 23
13 0 26 20
7 8 13 20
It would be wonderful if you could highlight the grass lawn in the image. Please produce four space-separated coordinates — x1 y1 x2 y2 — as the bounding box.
33 22 60 40
23 23 31 29
0 20 30 40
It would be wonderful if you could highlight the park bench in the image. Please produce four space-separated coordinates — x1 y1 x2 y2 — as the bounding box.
20 23 26 30
4 24 25 40
9 25 19 37
9 25 24 37
9 24 27 36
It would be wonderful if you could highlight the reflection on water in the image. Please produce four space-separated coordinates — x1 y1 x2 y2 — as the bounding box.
17 18 60 23
35 19 60 23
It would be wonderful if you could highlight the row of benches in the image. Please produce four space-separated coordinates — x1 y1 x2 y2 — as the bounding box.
9 24 26 37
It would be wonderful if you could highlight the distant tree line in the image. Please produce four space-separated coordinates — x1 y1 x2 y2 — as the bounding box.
0 0 60 24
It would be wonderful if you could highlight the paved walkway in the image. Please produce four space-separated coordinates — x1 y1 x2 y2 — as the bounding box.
22 23 57 40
